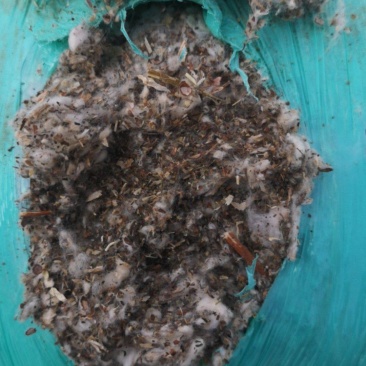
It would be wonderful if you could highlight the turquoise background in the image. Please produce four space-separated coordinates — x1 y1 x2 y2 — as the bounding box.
1 1 365 365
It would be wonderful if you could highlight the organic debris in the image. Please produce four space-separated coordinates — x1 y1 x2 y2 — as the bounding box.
25 327 37 336
14 3 329 366
246 0 326 37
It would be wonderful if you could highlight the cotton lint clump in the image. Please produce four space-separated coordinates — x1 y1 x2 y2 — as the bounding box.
246 0 325 37
14 3 330 366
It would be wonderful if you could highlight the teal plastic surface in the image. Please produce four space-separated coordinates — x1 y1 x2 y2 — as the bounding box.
1 1 365 365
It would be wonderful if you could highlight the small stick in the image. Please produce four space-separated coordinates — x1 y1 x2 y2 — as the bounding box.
223 231 266 276
20 211 52 218
148 69 223 102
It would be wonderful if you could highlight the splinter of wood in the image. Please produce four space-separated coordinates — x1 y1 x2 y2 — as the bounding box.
20 211 52 218
223 232 266 276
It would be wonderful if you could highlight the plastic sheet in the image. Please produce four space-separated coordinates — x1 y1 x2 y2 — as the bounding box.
1 0 365 365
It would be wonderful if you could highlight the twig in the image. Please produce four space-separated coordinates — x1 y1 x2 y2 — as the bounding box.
20 211 52 218
223 231 266 276
148 69 223 103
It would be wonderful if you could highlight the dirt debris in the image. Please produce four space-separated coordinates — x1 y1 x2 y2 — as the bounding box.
14 3 329 366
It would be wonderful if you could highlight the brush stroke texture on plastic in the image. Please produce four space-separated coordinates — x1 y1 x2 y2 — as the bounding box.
0 3 73 366
1 0 366 365
229 2 366 365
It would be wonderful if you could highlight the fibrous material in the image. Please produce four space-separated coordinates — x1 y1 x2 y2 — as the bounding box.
246 0 325 36
14 3 329 366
